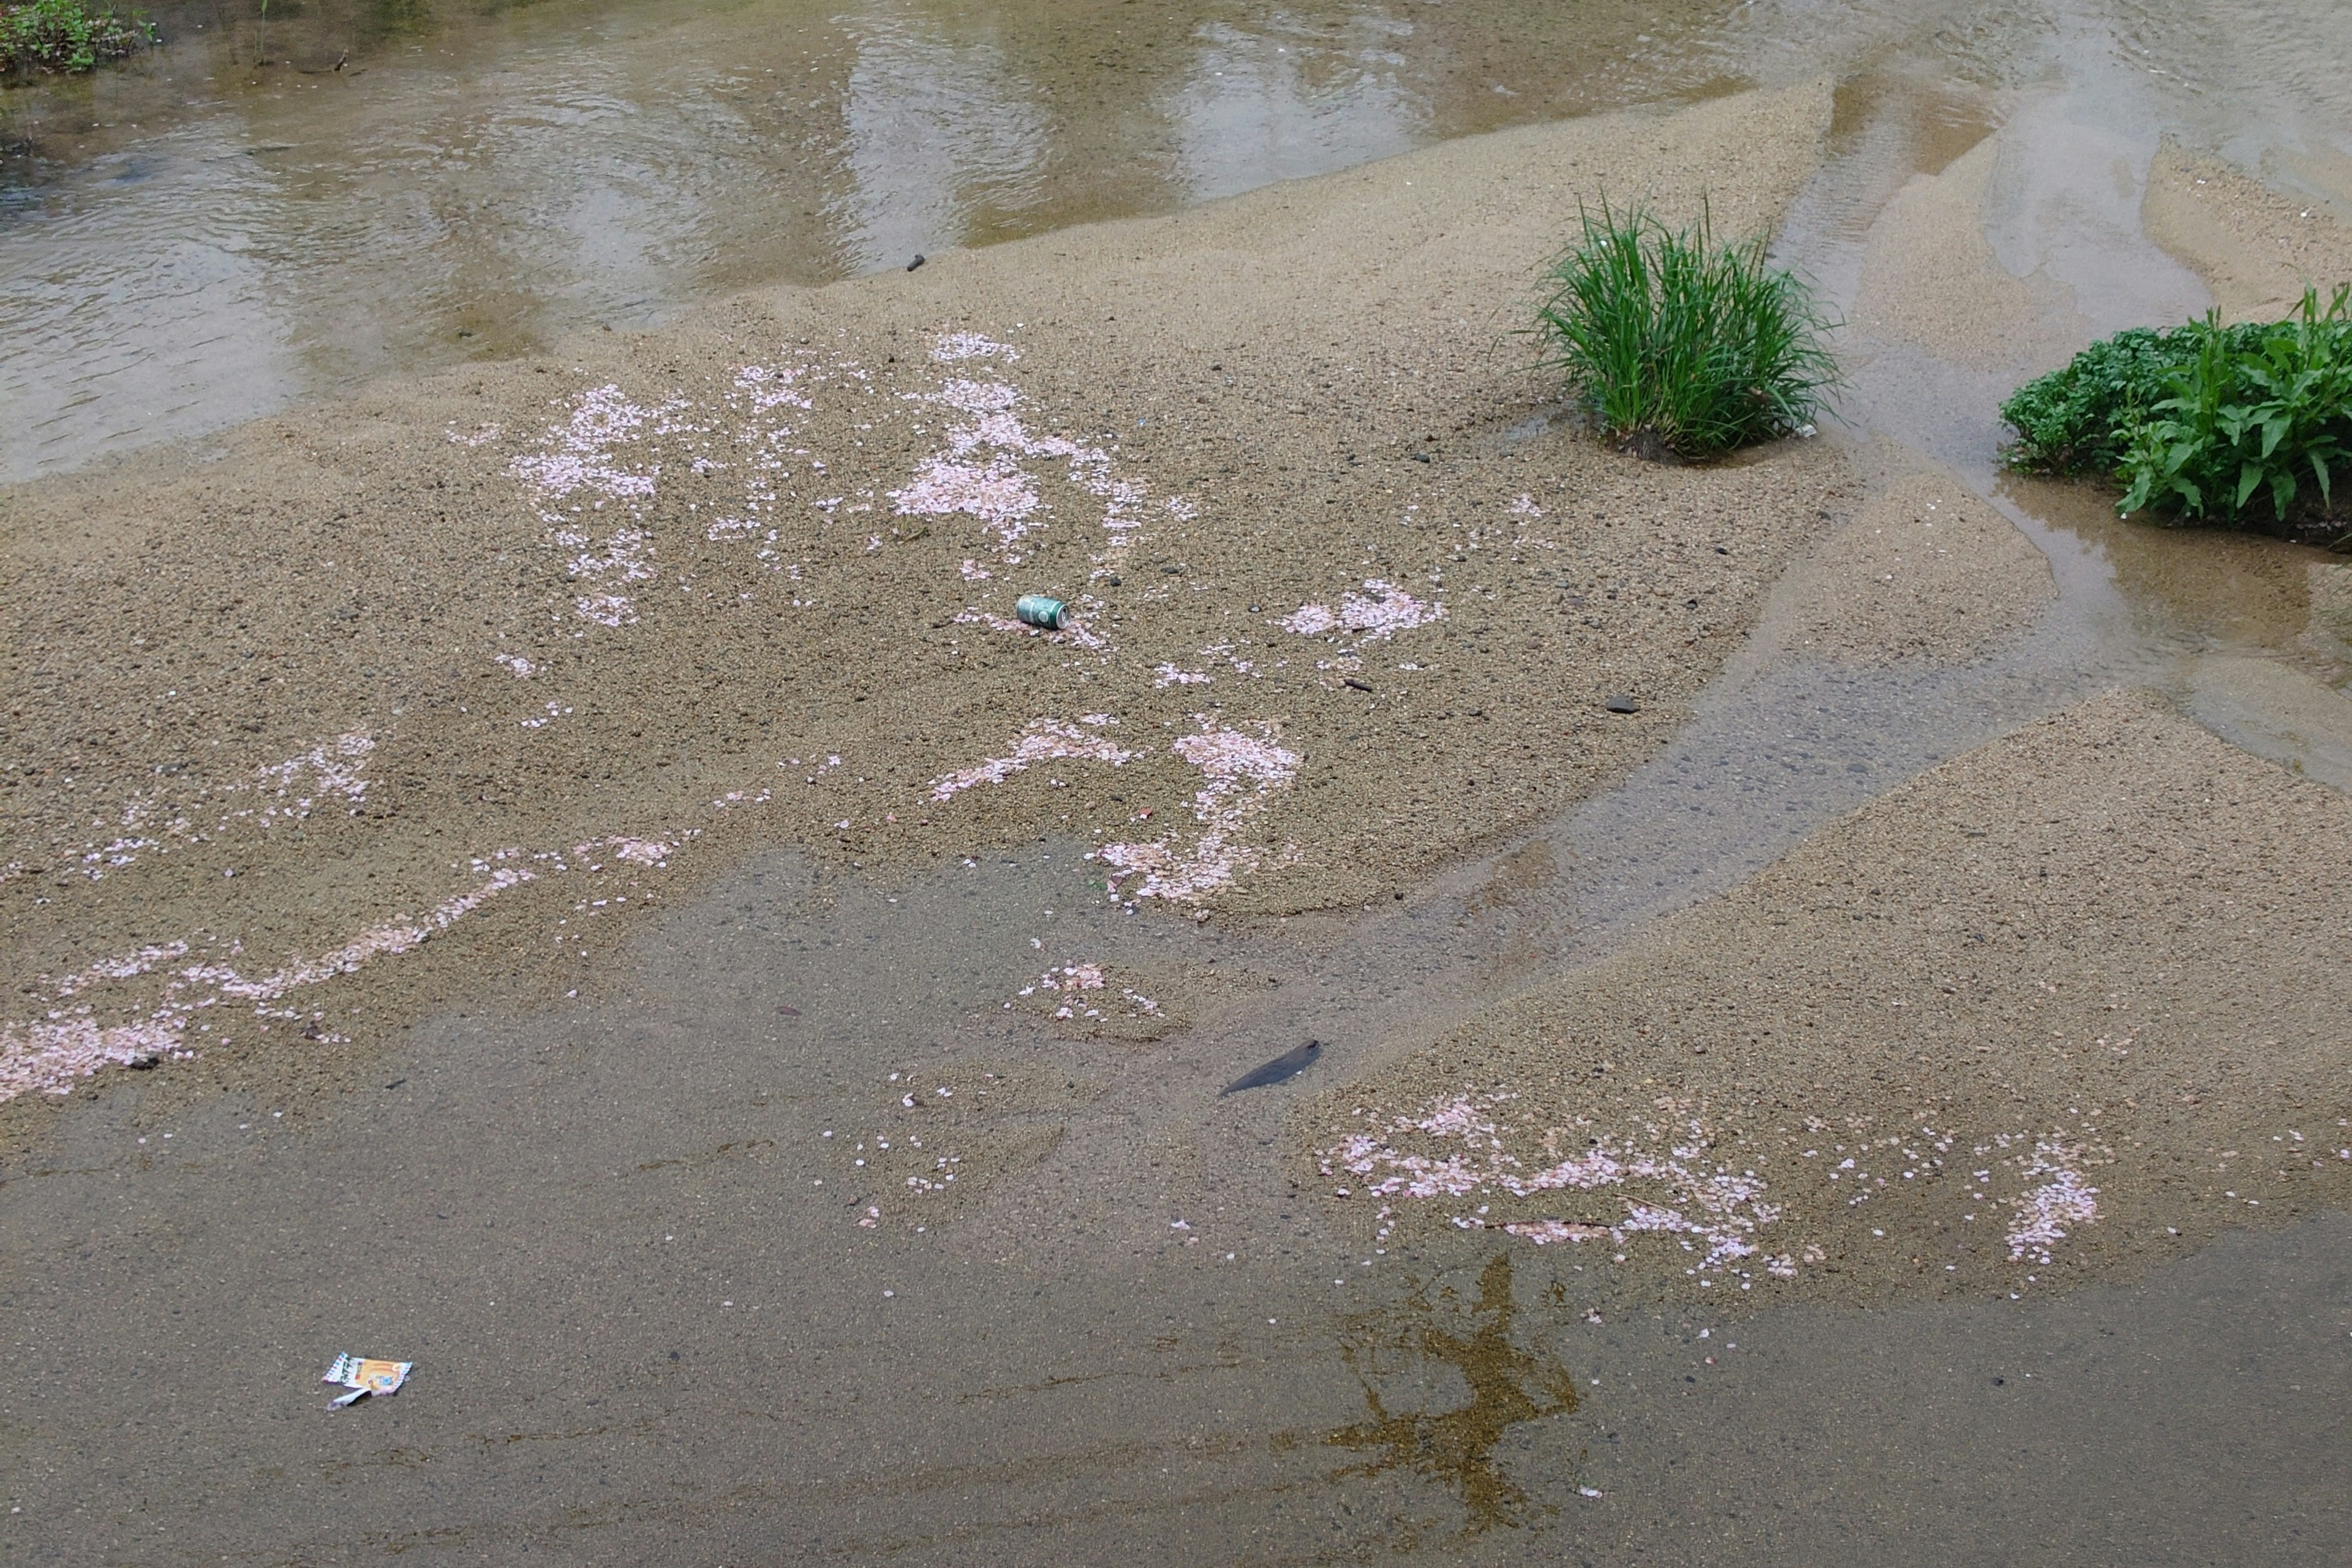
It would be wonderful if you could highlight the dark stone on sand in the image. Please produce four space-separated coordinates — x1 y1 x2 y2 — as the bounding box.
1604 695 1639 714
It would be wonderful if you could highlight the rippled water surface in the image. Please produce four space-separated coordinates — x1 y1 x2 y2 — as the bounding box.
13 0 2348 483
2 0 1762 479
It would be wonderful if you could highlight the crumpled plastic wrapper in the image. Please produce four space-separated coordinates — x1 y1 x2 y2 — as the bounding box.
322 1354 412 1408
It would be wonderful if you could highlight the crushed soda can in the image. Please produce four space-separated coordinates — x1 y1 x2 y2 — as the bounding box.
323 1353 413 1408
1014 594 1065 630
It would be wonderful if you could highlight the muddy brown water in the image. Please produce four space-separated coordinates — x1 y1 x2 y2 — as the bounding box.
1 0 1777 482
7 0 2352 1562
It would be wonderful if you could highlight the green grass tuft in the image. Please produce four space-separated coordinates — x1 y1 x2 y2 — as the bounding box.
1 0 156 76
2003 286 2352 530
1534 200 1839 462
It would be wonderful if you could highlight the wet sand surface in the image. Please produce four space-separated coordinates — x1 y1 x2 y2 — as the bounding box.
1334 690 2352 1302
7 0 2352 1561
2144 143 2352 322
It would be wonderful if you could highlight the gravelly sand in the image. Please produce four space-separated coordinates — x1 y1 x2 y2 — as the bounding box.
9 54 2352 1568
7 66 2351 1327
1851 137 2086 372
1292 121 2352 1312
0 83 1847 1123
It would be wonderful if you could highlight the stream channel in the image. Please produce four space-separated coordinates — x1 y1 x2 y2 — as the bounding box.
5 0 2352 1562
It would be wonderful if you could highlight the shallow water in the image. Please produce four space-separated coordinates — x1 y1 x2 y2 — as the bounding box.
7 0 2352 1561
0 0 1763 481
9 845 2351 1562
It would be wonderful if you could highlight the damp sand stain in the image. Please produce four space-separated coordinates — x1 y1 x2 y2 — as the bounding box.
1324 1251 1579 1532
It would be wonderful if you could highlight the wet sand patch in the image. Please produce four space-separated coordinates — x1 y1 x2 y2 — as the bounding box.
2143 142 2352 322
1850 137 2087 372
2304 562 2352 675
1779 451 2057 665
821 1060 1090 1234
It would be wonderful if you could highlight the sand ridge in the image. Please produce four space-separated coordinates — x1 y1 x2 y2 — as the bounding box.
2143 142 2352 322
1307 690 2352 1306
1851 137 2087 373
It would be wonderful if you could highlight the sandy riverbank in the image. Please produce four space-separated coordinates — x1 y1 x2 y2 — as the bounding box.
2144 142 2352 322
0 82 1849 1124
15 25 2352 1559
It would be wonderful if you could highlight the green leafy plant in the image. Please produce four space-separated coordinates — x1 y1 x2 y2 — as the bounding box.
1998 319 2271 475
1534 200 1839 461
0 0 155 75
2003 287 2352 532
2113 287 2352 524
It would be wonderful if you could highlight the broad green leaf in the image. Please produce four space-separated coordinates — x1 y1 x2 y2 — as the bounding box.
2269 468 2297 520
2236 464 2264 510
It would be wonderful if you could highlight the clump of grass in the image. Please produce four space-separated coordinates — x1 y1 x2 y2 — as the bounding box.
1534 200 1839 462
2003 286 2352 532
1 0 155 75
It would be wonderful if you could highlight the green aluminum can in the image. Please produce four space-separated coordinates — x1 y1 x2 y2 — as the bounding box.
1014 594 1065 630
